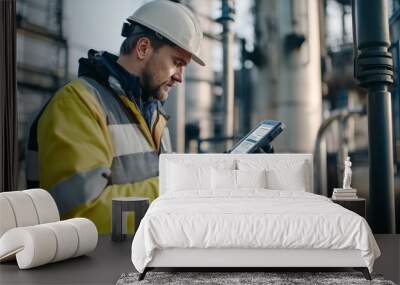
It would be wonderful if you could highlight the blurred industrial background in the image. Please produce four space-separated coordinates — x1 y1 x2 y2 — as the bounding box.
15 0 400 233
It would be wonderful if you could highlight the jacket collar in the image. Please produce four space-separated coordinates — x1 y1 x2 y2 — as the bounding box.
78 49 169 126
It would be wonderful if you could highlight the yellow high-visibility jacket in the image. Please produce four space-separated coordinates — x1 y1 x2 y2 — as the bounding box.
26 75 172 234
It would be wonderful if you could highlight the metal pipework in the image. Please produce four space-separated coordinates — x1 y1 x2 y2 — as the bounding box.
314 107 366 196
353 0 396 233
218 0 235 149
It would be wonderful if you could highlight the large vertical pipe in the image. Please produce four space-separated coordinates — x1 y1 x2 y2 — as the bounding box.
252 0 322 154
353 0 396 233
367 85 395 233
388 0 400 235
219 0 235 148
251 0 279 126
277 0 322 153
184 0 215 151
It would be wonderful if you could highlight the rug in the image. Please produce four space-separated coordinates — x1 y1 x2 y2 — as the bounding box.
116 271 396 285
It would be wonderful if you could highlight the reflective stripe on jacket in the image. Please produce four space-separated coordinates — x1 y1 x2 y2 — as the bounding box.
26 76 172 233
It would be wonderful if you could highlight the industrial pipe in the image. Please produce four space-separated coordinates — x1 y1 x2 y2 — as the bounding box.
353 0 396 233
218 0 235 149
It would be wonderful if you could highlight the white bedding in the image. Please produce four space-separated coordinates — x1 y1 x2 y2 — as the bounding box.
131 190 380 273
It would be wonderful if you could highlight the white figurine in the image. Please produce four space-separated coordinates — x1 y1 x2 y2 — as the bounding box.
342 156 352 189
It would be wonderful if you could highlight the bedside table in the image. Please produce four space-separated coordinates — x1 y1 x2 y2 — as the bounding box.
331 198 366 218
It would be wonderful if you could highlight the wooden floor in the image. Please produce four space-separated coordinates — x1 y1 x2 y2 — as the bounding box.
0 235 398 284
374 234 400 284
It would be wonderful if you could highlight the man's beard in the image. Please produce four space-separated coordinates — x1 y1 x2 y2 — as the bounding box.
142 68 165 102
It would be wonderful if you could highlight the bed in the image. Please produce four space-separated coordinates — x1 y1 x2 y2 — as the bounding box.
131 154 380 280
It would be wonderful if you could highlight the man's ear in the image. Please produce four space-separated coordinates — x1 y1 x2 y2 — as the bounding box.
136 37 152 60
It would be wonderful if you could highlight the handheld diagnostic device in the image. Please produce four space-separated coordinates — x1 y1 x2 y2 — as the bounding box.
228 120 284 154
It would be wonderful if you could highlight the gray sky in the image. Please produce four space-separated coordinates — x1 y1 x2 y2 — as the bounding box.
64 0 145 74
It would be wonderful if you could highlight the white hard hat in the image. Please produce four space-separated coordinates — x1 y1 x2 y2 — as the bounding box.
127 0 205 66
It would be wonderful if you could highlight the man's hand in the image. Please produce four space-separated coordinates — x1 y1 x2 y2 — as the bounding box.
253 144 274 153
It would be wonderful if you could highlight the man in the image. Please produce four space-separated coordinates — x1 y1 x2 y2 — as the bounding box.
26 0 205 233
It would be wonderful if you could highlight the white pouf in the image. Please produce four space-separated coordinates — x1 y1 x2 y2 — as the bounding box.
0 189 98 269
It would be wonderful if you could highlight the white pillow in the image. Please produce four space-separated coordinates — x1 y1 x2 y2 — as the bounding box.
166 159 236 192
211 168 236 190
266 162 307 191
237 159 308 191
236 169 267 189
168 162 211 191
211 169 267 190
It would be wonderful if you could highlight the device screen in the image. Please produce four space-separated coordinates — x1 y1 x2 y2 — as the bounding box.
230 122 277 154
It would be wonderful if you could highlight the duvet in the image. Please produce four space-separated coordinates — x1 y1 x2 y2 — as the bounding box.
131 190 380 273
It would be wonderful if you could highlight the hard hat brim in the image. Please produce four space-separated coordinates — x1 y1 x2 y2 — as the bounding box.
192 54 206 67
